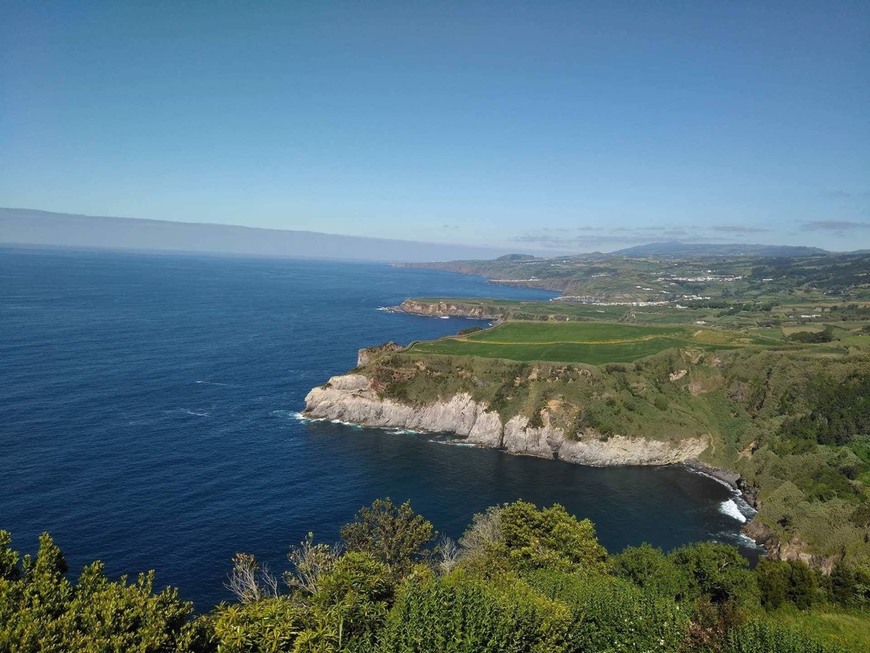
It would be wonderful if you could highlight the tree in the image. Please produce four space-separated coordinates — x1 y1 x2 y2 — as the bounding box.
284 532 340 595
339 498 435 573
225 553 278 604
498 501 608 574
0 532 201 652
0 531 21 581
612 543 689 600
669 542 758 607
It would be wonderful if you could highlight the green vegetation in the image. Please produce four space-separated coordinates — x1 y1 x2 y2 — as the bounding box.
3 500 868 651
358 344 870 569
365 251 870 576
403 250 870 305
410 321 775 364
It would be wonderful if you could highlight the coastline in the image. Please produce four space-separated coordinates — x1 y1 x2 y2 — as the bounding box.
304 373 711 467
302 372 790 559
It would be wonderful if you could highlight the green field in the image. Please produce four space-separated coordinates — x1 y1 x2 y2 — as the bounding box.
410 320 773 364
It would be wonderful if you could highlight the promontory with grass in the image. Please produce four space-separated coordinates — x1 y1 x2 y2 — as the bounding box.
305 249 870 575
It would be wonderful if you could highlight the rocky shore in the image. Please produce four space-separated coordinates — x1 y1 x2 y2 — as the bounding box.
304 373 710 466
304 372 837 567
391 299 501 320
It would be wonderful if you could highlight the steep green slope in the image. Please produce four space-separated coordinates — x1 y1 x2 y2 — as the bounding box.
357 344 870 569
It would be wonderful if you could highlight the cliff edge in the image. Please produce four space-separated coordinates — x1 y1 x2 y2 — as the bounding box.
304 373 710 466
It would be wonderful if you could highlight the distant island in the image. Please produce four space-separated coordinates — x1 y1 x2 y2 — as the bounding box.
0 207 517 263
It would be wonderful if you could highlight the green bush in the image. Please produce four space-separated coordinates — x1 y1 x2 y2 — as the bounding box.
526 570 690 652
756 559 823 610
669 542 759 607
724 620 829 653
612 542 690 600
0 531 199 653
209 598 306 652
498 501 608 574
340 498 435 576
379 572 569 653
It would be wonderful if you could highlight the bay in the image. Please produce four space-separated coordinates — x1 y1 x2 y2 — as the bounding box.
0 246 756 609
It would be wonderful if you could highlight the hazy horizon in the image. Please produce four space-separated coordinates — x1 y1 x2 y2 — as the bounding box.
3 207 860 264
2 2 869 251
0 207 528 262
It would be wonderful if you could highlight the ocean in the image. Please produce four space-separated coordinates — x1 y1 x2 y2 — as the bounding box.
0 246 757 609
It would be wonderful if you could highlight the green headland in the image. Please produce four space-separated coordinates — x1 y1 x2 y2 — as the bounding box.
350 250 870 578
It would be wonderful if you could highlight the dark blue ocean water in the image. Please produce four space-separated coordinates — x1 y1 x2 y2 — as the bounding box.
0 247 755 610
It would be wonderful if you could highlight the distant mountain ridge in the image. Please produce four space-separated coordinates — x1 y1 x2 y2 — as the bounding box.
612 241 829 258
0 207 515 263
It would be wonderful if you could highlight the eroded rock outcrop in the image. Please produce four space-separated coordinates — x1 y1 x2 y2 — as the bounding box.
304 374 710 467
741 520 840 573
357 342 402 367
396 300 500 320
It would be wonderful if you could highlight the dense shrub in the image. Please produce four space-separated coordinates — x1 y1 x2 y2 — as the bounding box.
786 330 834 344
780 373 870 446
209 598 306 652
497 501 608 574
668 542 759 607
340 498 435 575
612 543 688 598
724 621 829 653
755 559 822 610
380 572 569 653
0 531 200 653
0 501 865 653
527 570 690 652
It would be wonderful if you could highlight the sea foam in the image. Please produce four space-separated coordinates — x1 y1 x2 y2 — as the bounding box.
719 499 747 523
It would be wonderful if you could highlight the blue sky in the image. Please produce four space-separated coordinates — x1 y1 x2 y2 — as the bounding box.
2 1 868 252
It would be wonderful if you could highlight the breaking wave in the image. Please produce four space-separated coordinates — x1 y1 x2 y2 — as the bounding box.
719 499 748 523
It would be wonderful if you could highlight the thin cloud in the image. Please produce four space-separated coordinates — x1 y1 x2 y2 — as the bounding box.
510 224 746 249
821 190 870 199
802 220 870 231
711 225 771 234
510 232 651 249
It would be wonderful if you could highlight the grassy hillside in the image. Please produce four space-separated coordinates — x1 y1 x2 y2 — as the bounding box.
401 251 870 304
409 321 777 364
358 342 870 569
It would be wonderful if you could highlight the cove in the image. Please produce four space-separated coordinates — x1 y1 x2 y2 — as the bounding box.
0 246 755 610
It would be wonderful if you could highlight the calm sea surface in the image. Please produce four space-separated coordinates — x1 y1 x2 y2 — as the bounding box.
0 247 756 609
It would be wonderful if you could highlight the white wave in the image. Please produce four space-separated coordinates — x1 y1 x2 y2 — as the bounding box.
272 410 336 425
385 428 426 435
730 494 757 518
712 529 764 550
686 467 737 491
736 532 762 548
271 409 305 420
179 408 209 417
195 380 230 386
427 439 477 448
719 499 747 523
321 418 363 429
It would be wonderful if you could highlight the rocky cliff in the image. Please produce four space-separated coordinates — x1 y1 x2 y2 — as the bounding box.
396 300 501 320
304 373 710 466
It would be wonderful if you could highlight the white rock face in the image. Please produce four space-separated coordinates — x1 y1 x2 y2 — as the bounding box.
502 415 559 459
304 374 710 467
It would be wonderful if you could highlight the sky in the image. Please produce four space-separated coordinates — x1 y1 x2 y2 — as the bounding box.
1 1 868 253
